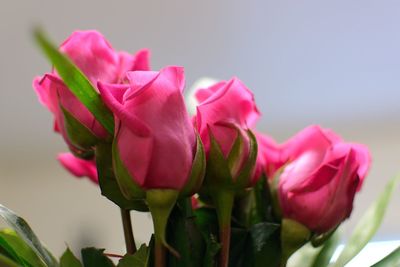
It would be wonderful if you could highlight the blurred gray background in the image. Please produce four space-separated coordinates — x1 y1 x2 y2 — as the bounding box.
0 0 399 259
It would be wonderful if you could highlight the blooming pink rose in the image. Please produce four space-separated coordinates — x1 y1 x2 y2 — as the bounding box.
98 66 196 190
33 30 150 151
252 132 285 183
278 125 371 233
194 78 260 178
58 153 98 183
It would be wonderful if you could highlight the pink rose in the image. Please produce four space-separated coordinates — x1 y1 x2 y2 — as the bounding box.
252 132 285 183
98 66 197 190
33 30 150 151
57 153 98 184
194 78 260 178
278 125 371 233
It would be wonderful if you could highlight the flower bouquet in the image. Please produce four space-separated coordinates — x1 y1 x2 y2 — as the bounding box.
0 29 399 267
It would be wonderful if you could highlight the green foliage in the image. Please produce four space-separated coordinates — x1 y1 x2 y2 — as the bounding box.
81 248 114 267
60 248 82 267
166 199 205 267
0 204 58 267
33 28 114 134
333 174 400 267
118 243 152 267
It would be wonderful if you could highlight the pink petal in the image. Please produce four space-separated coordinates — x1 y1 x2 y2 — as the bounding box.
57 153 98 183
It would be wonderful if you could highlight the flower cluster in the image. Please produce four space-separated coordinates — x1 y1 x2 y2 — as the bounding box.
33 30 371 267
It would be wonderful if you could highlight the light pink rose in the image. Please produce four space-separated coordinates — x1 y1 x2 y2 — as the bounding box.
194 78 260 177
57 153 98 184
33 30 150 150
252 132 285 184
98 66 196 189
278 125 371 233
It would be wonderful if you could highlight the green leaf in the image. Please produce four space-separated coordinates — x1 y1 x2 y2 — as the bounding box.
193 208 221 267
95 142 148 211
311 232 340 267
251 175 274 224
0 254 19 267
371 246 400 267
60 248 82 267
0 204 58 267
61 106 99 150
33 28 114 134
250 222 281 267
228 227 250 267
0 228 46 267
167 201 205 267
81 248 114 267
118 244 150 267
333 174 400 267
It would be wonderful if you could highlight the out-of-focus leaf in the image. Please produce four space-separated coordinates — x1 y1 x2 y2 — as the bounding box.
0 229 46 267
0 205 58 267
0 254 19 267
81 248 114 267
60 248 82 267
371 246 400 267
333 174 400 267
33 28 114 134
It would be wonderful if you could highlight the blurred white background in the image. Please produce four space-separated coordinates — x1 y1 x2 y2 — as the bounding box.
0 0 399 264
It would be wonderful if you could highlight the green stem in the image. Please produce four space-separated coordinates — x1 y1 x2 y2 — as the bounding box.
120 208 136 254
212 190 234 267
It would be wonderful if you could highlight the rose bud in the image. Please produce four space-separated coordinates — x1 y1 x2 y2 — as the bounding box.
194 78 260 187
278 125 371 234
57 153 98 184
98 66 205 259
193 77 260 267
33 30 150 156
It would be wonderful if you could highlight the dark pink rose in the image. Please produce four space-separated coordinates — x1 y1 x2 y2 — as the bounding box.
278 125 371 233
58 153 98 184
98 66 196 190
33 30 150 151
194 78 260 178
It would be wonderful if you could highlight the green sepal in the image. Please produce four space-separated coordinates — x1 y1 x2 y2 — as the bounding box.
146 189 180 258
180 133 206 197
112 140 146 200
235 129 258 189
34 29 115 134
204 127 234 189
95 143 148 211
280 218 311 265
227 128 244 177
61 106 100 151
